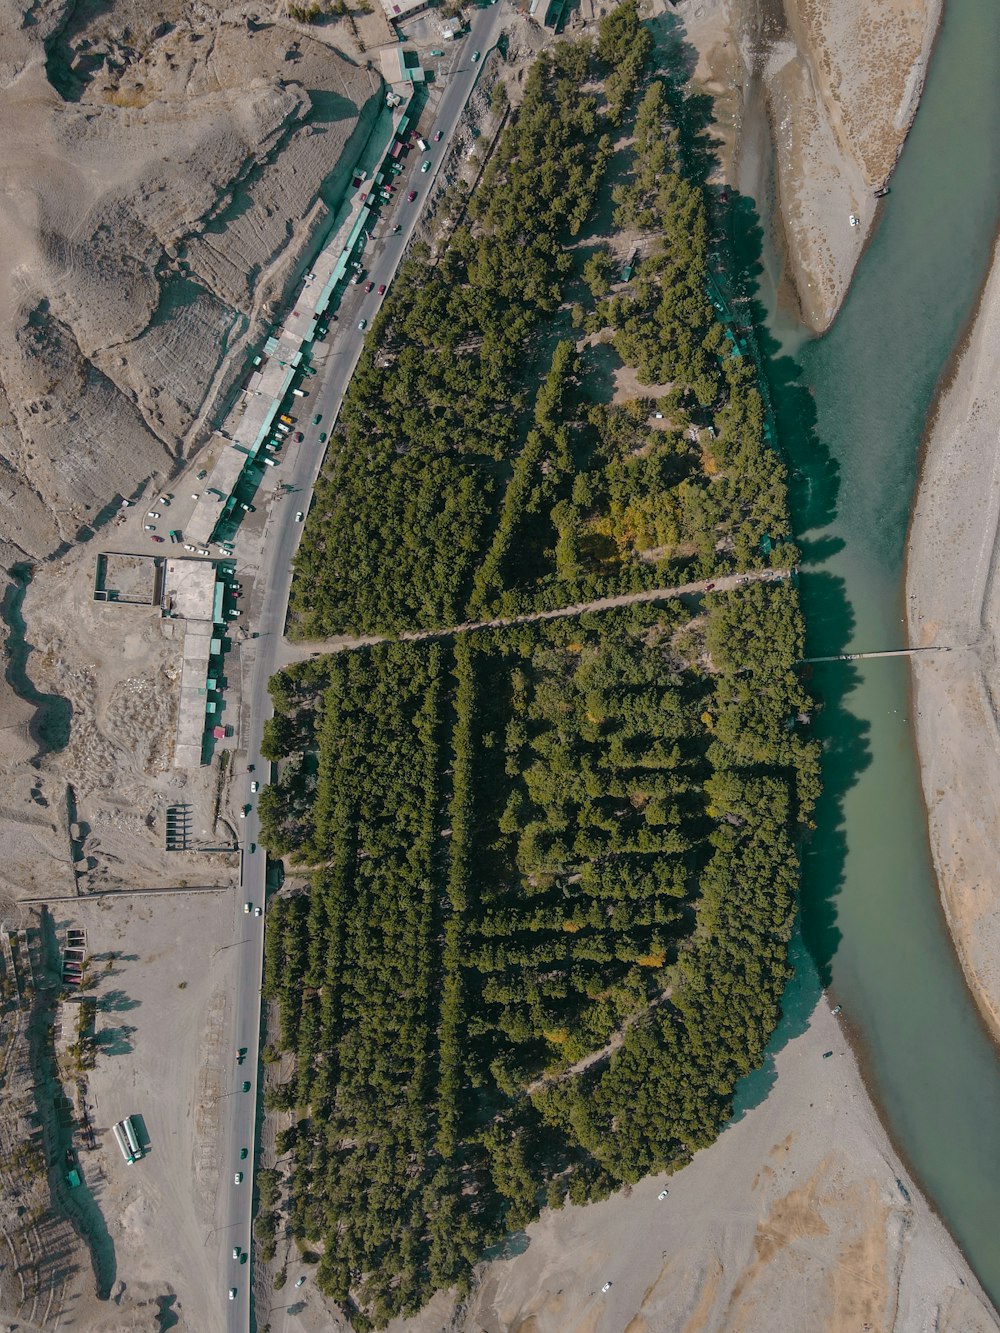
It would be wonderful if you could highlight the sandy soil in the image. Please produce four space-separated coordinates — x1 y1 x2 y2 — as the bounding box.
270 953 995 1333
906 232 1000 1044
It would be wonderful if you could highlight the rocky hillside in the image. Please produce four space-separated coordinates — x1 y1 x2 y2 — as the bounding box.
0 0 379 568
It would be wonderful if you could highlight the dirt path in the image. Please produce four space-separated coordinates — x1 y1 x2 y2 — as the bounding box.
525 988 672 1097
282 567 787 663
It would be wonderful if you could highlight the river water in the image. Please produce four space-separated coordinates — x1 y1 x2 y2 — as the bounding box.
765 0 1000 1307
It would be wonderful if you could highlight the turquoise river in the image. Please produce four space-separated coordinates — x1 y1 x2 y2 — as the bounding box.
766 0 1000 1308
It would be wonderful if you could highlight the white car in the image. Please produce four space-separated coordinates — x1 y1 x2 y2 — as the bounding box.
229 1287 237 1301
295 511 304 522
254 907 262 918
239 809 248 820
601 1281 612 1293
244 901 252 914
183 544 195 551
234 1172 243 1185
295 1275 306 1288
143 524 156 532
658 1188 669 1200
147 511 160 518
232 1246 241 1260
250 780 259 793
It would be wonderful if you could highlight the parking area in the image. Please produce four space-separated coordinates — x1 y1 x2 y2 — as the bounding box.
51 892 241 1332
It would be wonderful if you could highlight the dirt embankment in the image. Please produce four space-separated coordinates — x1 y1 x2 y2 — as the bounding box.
676 0 941 331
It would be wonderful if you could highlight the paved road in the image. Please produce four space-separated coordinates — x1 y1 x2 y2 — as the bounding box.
219 9 507 1330
282 569 791 663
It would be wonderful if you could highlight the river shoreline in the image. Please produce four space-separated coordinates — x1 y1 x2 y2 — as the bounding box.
906 223 1000 1052
381 980 998 1333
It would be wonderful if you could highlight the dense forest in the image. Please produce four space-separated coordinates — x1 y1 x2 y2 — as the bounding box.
262 6 819 1328
288 3 792 639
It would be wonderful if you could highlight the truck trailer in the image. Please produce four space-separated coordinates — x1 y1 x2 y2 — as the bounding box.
112 1121 136 1165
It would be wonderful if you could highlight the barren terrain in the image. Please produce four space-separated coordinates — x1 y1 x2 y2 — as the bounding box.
0 1 379 571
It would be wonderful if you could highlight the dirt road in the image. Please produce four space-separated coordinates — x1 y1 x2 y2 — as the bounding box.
281 567 788 664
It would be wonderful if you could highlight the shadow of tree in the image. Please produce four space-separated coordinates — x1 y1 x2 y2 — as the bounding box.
642 10 873 995
95 1025 137 1057
98 989 142 1014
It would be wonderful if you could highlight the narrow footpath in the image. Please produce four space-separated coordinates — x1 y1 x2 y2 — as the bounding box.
280 567 789 664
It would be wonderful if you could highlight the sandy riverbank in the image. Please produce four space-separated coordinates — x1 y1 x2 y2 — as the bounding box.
906 230 1000 1046
453 968 995 1333
676 0 941 333
275 952 995 1333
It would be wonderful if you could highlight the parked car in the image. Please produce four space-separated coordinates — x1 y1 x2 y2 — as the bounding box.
147 511 160 518
658 1188 669 1200
295 1275 306 1288
294 431 304 442
149 535 164 543
143 524 156 532
601 1281 612 1293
